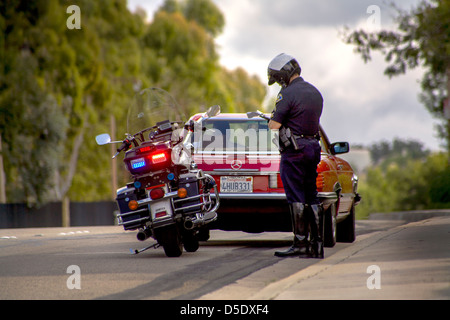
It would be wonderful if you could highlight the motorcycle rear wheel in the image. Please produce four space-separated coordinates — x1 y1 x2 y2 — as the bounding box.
154 225 183 257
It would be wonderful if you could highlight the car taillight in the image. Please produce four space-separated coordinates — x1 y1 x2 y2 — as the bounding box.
150 187 165 200
269 174 278 189
151 152 167 164
277 174 283 188
316 173 325 191
269 174 284 189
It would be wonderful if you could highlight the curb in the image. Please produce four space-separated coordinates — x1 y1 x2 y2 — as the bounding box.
369 209 450 222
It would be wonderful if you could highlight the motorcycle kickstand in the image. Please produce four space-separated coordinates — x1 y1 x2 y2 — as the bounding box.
130 242 161 255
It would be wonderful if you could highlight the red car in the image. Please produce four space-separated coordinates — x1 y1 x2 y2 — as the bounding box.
188 113 361 247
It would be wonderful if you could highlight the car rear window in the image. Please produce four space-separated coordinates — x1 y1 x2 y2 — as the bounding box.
190 118 326 154
193 119 279 153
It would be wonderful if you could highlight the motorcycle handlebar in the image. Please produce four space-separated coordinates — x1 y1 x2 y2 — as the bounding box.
112 139 132 159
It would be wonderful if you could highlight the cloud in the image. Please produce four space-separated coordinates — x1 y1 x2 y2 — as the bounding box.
212 0 441 151
127 0 442 151
127 0 165 21
249 0 382 27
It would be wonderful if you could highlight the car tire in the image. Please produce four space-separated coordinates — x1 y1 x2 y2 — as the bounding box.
336 204 356 243
324 202 337 248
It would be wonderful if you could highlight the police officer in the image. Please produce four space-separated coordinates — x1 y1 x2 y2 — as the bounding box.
267 53 324 259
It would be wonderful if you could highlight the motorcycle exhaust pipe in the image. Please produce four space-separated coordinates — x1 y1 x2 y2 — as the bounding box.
137 228 152 241
184 218 197 230
184 211 218 230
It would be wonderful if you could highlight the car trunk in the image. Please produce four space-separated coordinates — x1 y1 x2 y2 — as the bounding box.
193 153 283 193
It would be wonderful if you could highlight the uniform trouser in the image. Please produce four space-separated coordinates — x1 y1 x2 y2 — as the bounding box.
279 139 323 257
280 138 321 205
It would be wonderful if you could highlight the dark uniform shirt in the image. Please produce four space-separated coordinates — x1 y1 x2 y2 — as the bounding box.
271 77 323 136
271 76 323 205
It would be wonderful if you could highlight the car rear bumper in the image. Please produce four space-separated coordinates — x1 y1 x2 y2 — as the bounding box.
209 191 348 232
212 191 338 205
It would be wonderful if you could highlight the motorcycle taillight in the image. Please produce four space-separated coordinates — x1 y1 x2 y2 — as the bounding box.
151 152 168 164
137 145 153 154
150 187 165 200
125 148 172 175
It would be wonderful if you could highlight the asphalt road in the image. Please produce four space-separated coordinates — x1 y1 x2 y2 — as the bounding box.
0 215 448 300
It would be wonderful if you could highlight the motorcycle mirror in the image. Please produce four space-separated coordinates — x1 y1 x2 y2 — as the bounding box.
206 105 220 118
95 133 112 145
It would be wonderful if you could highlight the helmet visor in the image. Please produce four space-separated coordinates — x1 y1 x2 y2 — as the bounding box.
268 69 285 86
268 68 279 86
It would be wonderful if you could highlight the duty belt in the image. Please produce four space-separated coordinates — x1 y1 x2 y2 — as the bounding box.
293 133 320 140
278 127 320 152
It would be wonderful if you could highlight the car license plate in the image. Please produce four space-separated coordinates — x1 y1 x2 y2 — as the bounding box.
220 176 253 193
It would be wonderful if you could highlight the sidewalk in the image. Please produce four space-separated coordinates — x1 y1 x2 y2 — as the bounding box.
201 216 450 300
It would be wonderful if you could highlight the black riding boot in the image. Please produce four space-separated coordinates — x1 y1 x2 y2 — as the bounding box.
275 203 310 257
309 204 324 259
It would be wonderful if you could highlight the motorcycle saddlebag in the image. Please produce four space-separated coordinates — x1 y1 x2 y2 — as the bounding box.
176 173 202 214
116 187 148 230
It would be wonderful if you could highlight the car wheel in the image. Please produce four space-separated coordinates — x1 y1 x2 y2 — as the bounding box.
324 202 337 248
336 204 356 243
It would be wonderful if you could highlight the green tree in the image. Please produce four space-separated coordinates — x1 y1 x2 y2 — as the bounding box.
0 0 267 205
342 0 450 153
357 146 449 219
183 0 225 37
144 1 265 116
143 9 222 116
369 138 430 166
219 67 267 113
0 0 145 204
0 0 73 205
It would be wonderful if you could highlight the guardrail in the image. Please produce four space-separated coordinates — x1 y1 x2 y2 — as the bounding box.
0 201 117 228
1 203 448 229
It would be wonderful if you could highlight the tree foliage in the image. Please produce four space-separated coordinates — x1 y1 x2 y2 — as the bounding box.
342 0 450 153
368 138 430 166
356 138 449 219
0 0 266 205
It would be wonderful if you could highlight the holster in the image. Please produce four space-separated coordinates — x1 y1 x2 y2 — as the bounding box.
279 126 299 151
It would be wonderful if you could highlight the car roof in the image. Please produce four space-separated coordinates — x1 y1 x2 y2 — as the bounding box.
189 112 335 153
191 113 269 120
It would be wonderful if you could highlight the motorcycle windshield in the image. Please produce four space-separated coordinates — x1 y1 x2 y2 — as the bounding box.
127 87 184 135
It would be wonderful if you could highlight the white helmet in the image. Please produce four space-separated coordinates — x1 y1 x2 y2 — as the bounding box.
267 53 301 87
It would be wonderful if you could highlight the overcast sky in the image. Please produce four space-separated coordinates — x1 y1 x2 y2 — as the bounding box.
127 0 443 151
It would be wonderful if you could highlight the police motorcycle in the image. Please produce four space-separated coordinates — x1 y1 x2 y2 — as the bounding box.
96 88 220 257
